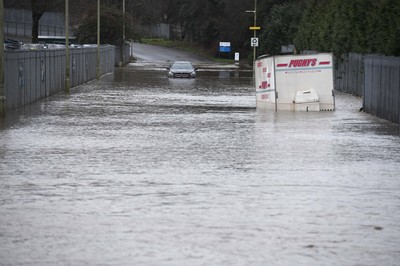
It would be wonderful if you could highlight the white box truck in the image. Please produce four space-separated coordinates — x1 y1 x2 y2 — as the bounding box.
255 53 335 111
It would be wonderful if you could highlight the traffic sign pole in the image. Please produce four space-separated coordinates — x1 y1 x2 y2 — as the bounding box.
252 0 257 66
251 37 259 47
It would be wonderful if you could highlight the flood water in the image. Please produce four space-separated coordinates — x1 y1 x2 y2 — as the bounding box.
1 64 400 266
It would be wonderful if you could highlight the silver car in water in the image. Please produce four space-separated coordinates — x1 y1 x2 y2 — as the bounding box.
167 61 197 78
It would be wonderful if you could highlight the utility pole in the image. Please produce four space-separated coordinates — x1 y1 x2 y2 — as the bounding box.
253 0 257 63
0 0 5 117
96 0 100 79
123 0 125 42
246 0 258 66
120 0 125 67
65 0 70 93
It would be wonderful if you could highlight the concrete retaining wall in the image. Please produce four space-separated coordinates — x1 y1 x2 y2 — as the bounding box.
336 53 364 96
114 44 130 67
335 53 400 125
364 55 400 125
4 45 115 110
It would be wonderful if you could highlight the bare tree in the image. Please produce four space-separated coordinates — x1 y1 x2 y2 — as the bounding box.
30 0 63 43
31 0 46 43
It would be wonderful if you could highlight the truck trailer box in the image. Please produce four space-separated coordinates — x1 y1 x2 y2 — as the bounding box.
255 53 335 111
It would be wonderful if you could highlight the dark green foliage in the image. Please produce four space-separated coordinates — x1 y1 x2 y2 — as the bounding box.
294 0 400 56
259 2 305 55
8 0 398 56
75 4 138 45
130 0 399 56
177 0 224 47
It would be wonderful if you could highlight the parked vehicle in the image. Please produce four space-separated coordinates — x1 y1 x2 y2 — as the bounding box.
167 61 196 78
255 53 335 112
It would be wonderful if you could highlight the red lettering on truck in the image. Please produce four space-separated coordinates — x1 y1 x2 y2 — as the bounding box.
288 59 317 67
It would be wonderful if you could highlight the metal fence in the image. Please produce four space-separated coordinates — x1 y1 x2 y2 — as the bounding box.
335 53 364 96
138 23 170 39
4 45 115 110
4 8 66 38
335 53 400 125
364 55 400 125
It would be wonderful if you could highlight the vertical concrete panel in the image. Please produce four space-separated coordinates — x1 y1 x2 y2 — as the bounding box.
91 48 96 79
93 48 97 79
124 44 129 65
86 49 92 81
372 56 381 117
19 52 25 106
69 50 74 88
74 50 79 85
32 51 38 103
87 49 92 80
33 51 39 102
79 49 84 84
57 50 63 93
52 50 55 92
23 52 30 106
38 51 43 100
4 52 19 109
61 50 66 93
50 50 54 94
75 49 80 85
84 51 88 82
17 52 24 107
364 55 400 124
346 53 364 96
358 54 364 97
45 51 51 97
115 46 120 67
31 51 36 102
101 48 104 75
349 53 356 94
39 51 44 99
5 46 115 110
29 51 34 103
389 57 400 124
363 56 373 114
75 50 79 86
343 56 349 93
380 57 390 121
37 51 42 101
41 51 47 99
94 48 97 77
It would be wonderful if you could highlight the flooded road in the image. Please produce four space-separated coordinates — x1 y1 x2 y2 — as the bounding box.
1 60 400 266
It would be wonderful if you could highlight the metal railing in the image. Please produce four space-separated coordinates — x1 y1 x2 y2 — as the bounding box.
4 45 115 110
335 53 400 125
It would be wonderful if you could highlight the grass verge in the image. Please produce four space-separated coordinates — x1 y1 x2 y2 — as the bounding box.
141 38 236 63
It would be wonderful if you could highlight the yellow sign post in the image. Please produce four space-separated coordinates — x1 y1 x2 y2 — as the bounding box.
249 26 261 30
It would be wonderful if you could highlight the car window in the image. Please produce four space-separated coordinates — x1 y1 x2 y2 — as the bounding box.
172 63 192 69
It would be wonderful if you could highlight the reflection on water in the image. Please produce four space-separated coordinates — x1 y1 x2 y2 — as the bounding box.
0 65 399 266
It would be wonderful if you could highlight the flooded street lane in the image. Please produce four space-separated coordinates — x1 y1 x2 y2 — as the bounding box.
1 64 400 266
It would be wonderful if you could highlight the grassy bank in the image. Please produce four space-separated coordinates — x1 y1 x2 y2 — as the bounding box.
141 38 235 63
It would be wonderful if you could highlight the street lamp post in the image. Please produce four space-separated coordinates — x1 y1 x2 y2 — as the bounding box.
120 0 125 67
123 0 125 42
